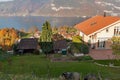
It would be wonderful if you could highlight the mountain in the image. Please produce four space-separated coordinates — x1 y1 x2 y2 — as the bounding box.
0 0 119 17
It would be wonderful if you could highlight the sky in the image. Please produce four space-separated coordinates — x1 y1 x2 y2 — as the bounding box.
0 0 13 2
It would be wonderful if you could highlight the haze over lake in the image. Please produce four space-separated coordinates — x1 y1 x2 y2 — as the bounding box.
0 16 88 31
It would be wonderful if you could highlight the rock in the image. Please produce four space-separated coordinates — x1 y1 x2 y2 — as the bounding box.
84 74 99 80
74 53 84 57
73 72 80 80
59 72 80 80
59 75 66 80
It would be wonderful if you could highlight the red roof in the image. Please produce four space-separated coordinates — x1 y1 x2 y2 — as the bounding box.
75 15 120 35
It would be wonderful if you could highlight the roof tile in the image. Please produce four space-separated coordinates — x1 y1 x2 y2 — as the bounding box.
75 15 120 35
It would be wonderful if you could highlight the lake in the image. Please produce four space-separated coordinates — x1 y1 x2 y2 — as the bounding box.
0 16 88 31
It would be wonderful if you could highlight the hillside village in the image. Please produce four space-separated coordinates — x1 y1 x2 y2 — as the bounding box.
0 15 120 57
0 15 120 80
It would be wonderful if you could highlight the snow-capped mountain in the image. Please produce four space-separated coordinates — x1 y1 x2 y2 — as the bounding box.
0 0 119 17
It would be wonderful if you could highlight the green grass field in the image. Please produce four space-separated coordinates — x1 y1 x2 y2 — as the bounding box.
95 60 120 66
0 54 120 80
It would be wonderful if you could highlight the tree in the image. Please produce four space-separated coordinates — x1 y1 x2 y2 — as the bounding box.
66 27 77 34
52 33 64 41
72 36 82 43
40 21 52 42
0 28 19 50
40 21 53 55
58 26 68 32
52 27 58 34
71 35 89 54
111 37 120 60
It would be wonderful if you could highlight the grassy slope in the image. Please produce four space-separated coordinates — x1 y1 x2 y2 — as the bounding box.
0 55 120 79
95 60 120 66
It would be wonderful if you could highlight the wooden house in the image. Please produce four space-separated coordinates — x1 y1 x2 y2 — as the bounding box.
17 38 40 54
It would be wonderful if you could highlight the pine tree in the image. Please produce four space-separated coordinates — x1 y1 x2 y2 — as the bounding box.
40 21 52 42
40 21 53 55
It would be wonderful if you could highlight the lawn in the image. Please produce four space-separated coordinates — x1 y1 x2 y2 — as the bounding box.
95 60 120 66
0 54 120 80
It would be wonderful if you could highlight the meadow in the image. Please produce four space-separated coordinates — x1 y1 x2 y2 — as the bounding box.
0 54 120 80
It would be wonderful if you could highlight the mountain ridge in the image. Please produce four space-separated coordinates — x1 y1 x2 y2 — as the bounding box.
0 0 119 17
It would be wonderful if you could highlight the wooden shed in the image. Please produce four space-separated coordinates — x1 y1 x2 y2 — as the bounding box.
17 38 40 54
53 39 67 53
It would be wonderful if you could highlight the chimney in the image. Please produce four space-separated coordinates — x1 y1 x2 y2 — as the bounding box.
104 12 106 17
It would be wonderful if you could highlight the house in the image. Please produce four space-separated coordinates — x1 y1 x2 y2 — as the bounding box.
17 38 40 54
75 15 120 49
53 39 67 53
33 31 41 38
63 34 73 40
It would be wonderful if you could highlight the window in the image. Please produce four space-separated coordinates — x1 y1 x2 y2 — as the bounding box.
106 28 109 32
114 26 120 36
88 39 91 47
98 40 99 47
91 22 97 26
98 39 105 48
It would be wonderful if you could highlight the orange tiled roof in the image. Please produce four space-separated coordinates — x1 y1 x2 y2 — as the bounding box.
75 15 120 35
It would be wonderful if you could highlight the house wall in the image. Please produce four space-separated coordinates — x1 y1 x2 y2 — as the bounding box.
96 22 120 49
83 34 90 43
79 31 89 42
97 22 120 38
79 21 120 49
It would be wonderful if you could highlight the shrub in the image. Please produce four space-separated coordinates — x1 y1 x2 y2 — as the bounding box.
40 42 53 55
70 43 89 54
0 49 12 62
33 50 40 55
80 43 89 54
78 56 93 61
111 37 120 60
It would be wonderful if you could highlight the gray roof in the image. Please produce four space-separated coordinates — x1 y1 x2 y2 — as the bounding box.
17 38 39 50
53 39 67 51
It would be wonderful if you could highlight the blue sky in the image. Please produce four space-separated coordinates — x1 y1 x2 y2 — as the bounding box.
0 0 13 2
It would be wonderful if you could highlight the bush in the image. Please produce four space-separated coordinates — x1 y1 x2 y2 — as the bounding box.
0 49 6 54
33 50 40 55
80 43 89 54
70 43 80 54
72 35 89 54
0 49 12 62
78 56 93 61
111 37 120 56
40 42 53 55
70 43 89 54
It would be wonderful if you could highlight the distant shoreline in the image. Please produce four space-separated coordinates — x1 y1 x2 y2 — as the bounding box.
0 16 89 30
0 14 91 18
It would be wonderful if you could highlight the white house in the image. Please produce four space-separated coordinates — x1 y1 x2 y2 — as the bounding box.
75 15 120 49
